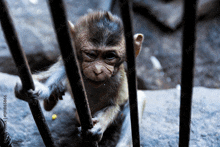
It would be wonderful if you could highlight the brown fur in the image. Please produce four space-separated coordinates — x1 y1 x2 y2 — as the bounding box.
15 11 144 143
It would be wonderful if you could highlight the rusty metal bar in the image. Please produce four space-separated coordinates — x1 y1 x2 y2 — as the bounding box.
179 0 197 147
0 1 55 147
47 0 97 146
119 0 140 147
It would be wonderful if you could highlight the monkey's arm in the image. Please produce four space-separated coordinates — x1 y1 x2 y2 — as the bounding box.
14 58 67 110
89 88 128 142
94 104 120 129
42 65 67 111
78 104 121 142
116 101 131 147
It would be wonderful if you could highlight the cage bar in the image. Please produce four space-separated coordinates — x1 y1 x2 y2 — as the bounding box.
0 1 55 147
119 0 140 147
179 0 197 147
47 0 98 146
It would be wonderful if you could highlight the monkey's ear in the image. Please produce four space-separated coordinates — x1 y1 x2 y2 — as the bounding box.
133 33 144 57
68 21 75 35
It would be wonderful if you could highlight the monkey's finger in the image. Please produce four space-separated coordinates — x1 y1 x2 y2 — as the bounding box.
77 126 82 132
76 126 82 136
27 89 40 98
14 82 26 98
89 127 103 142
14 83 31 102
92 118 99 125
60 91 65 96
15 82 22 90
58 85 65 96
58 95 63 100
14 83 22 97
14 87 36 103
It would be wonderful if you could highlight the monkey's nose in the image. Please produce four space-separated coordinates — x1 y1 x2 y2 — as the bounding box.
94 70 103 76
94 65 103 75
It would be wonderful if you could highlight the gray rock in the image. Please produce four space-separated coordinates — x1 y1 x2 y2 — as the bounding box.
0 0 59 74
122 4 220 90
2 0 220 91
140 87 220 147
0 72 146 147
133 0 220 30
0 72 111 146
1 72 220 146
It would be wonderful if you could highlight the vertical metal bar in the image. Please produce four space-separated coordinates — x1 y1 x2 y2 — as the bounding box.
0 1 55 147
179 0 197 147
119 0 140 147
47 0 98 146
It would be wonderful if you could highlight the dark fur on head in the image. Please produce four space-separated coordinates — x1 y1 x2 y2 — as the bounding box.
73 11 124 48
88 11 124 46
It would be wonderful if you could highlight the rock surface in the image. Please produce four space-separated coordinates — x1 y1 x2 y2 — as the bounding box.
1 0 220 90
0 72 123 147
130 2 220 90
133 0 220 30
0 72 220 147
140 87 220 147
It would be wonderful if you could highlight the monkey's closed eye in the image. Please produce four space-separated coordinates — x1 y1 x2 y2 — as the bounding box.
85 52 97 59
104 52 116 60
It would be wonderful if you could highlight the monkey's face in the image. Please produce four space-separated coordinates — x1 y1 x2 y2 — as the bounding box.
81 46 123 87
68 11 144 87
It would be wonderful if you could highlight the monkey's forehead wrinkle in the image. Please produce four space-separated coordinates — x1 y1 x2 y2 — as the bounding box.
80 45 125 55
80 45 123 51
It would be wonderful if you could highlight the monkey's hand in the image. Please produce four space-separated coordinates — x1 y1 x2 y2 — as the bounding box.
77 118 103 142
48 83 65 101
14 81 50 103
43 83 66 111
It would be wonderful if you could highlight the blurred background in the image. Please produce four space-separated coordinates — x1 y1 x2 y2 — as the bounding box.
0 0 220 90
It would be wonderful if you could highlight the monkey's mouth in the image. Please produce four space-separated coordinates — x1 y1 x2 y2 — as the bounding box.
87 79 105 87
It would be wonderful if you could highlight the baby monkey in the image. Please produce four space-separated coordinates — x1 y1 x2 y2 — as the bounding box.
15 11 144 142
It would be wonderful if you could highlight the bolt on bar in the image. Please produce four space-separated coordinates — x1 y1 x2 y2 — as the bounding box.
47 0 98 146
0 1 55 147
179 0 197 147
119 0 140 147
